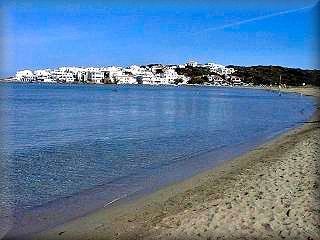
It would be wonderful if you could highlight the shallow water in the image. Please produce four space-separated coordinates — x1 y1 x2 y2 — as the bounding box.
0 83 316 237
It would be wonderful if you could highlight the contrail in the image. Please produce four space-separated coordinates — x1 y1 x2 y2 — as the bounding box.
192 4 313 35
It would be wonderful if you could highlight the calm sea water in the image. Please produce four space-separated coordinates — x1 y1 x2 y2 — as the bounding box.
0 83 316 236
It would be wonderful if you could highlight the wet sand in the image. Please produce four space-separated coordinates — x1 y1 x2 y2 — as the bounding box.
29 87 320 240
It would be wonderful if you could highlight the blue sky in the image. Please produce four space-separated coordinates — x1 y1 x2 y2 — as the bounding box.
1 0 319 77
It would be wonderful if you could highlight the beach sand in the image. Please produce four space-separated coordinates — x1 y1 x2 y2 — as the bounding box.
30 87 320 240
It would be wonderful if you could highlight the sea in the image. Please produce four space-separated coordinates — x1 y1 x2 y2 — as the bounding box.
0 83 316 238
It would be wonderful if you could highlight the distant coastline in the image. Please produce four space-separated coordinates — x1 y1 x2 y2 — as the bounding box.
4 62 319 88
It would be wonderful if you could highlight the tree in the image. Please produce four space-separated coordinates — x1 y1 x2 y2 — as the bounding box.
173 78 184 85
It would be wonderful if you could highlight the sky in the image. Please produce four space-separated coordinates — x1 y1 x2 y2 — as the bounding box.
1 0 319 77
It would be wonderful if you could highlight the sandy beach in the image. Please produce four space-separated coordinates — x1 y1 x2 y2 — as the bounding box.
28 87 320 240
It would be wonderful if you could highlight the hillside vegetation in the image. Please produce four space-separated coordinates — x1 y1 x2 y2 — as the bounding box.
176 66 219 84
228 65 320 86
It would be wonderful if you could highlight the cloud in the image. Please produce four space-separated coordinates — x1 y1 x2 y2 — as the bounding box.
192 4 314 35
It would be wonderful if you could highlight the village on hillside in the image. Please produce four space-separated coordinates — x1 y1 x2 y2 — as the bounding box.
13 61 246 87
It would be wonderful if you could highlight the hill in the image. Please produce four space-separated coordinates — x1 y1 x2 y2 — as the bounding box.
227 65 320 86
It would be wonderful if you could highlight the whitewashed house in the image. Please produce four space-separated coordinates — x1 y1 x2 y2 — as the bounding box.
60 72 76 83
16 70 35 82
59 67 69 72
160 69 180 84
34 69 51 76
86 67 101 72
136 75 156 85
88 71 104 84
51 70 64 81
76 71 89 82
230 76 242 85
115 75 137 84
51 68 75 82
186 61 198 67
128 65 146 76
205 63 222 68
136 72 158 85
34 69 54 82
66 67 84 74
208 75 225 85
155 76 169 85
207 64 226 75
205 63 235 76
225 67 235 75
168 65 178 70
65 67 86 82
101 66 124 83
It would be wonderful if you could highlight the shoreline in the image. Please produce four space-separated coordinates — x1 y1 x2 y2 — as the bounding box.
6 86 320 240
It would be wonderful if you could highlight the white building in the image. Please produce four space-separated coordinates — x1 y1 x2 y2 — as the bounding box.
225 67 235 75
100 66 124 83
208 75 225 85
77 71 89 82
34 69 51 76
186 60 198 67
59 67 69 72
159 69 179 84
34 69 54 82
126 65 147 76
205 63 223 68
51 70 65 81
230 76 242 85
136 72 159 85
16 70 35 82
115 75 137 84
88 71 104 84
167 65 178 70
66 67 84 74
155 77 170 85
14 61 236 86
204 63 235 76
60 72 76 83
207 63 225 75
86 67 101 72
